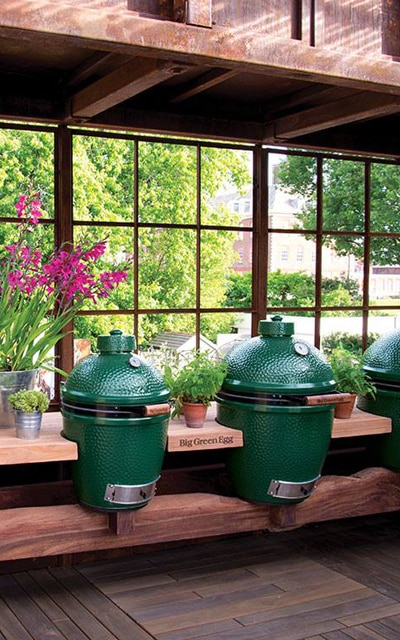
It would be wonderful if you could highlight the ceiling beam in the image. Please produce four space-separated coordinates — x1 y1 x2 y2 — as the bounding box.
71 57 192 118
265 92 400 140
169 68 238 104
2 1 400 97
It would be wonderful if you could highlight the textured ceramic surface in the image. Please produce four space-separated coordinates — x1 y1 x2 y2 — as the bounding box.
219 400 333 504
362 330 400 382
62 329 169 406
61 329 170 510
63 412 169 510
222 316 334 395
358 331 400 469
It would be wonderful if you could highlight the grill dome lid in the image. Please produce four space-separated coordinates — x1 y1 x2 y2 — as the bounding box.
62 329 169 406
362 330 400 383
222 316 335 395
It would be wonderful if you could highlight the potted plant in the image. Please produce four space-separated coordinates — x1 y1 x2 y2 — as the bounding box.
0 191 128 427
8 389 50 438
163 349 227 428
329 346 376 418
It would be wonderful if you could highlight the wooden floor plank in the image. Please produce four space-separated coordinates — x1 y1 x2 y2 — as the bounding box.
48 566 155 640
28 569 123 640
0 597 34 640
0 574 68 640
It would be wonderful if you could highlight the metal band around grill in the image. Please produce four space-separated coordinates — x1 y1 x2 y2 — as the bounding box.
104 477 159 505
267 476 320 500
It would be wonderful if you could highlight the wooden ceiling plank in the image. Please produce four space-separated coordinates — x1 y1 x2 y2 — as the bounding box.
270 92 400 140
2 2 400 96
72 57 191 118
170 69 238 104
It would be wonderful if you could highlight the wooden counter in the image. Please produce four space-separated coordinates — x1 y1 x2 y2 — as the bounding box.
0 407 392 464
0 413 77 466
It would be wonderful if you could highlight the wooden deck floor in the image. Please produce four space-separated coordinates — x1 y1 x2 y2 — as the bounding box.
2 513 400 639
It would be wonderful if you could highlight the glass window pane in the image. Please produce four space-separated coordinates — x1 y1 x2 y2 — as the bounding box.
73 226 134 309
137 313 197 351
322 159 364 232
271 153 317 231
73 136 134 222
371 163 400 233
0 130 55 219
201 148 253 226
267 232 316 309
138 142 197 224
74 314 135 352
369 238 400 306
138 228 196 309
321 235 363 307
199 312 237 347
200 229 246 308
321 313 363 358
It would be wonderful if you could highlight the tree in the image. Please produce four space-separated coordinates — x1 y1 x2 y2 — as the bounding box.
224 270 361 312
276 155 400 264
0 129 251 347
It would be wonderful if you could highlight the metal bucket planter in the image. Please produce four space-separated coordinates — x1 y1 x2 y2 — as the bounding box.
0 370 38 428
14 410 42 439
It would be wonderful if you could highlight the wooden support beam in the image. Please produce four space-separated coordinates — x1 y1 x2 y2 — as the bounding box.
1 466 400 561
2 1 400 96
169 68 238 104
72 57 192 118
266 92 400 140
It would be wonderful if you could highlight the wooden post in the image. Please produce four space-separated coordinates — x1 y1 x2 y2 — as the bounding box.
108 511 137 535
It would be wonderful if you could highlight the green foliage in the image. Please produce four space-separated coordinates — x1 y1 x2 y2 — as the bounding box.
224 270 361 312
8 389 50 413
329 347 376 398
0 128 251 350
322 332 380 358
162 349 227 416
276 154 400 264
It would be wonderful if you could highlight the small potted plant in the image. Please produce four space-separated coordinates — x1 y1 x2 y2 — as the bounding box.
8 389 50 439
163 349 227 428
329 346 376 418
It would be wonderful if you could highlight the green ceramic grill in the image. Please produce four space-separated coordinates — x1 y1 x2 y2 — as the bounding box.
216 316 336 504
61 329 170 511
358 330 400 469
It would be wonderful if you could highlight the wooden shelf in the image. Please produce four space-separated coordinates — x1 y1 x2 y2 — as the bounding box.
0 413 78 466
0 406 391 466
332 408 392 438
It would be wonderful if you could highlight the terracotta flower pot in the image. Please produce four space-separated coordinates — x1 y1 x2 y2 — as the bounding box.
334 393 356 419
182 402 207 428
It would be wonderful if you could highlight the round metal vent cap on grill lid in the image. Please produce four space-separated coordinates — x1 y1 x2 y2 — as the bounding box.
216 316 336 505
61 329 170 512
